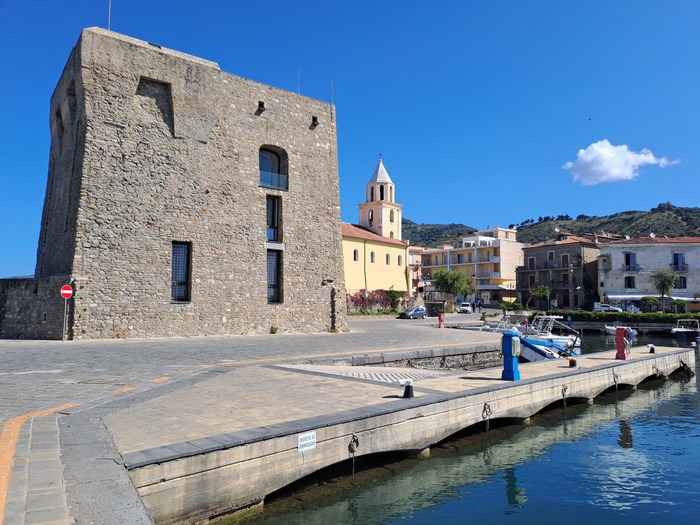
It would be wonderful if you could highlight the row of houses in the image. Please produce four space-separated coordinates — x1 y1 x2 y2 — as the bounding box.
420 230 700 312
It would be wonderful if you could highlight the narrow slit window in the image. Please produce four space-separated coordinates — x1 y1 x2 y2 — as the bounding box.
267 250 282 303
171 242 192 302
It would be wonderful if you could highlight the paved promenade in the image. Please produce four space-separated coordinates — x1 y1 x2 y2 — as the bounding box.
0 313 501 525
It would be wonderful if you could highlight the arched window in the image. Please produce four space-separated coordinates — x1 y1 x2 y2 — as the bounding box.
390 210 395 223
370 187 375 202
368 210 373 225
370 251 376 264
389 232 394 238
380 185 385 200
259 146 288 190
398 255 403 266
260 149 279 173
386 253 391 265
353 249 359 262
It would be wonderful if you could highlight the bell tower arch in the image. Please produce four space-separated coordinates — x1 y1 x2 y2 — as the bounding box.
358 156 402 240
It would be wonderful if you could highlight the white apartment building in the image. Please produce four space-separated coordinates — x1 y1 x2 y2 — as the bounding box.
598 236 700 310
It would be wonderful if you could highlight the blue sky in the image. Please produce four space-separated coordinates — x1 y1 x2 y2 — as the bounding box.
1 0 698 277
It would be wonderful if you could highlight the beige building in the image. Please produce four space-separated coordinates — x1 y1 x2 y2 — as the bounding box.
422 227 523 305
342 159 410 295
516 233 601 310
598 236 700 310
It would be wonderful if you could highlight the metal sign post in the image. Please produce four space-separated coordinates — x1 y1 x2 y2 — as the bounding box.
60 285 73 341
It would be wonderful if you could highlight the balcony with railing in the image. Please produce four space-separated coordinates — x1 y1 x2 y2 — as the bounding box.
623 264 641 271
260 170 289 191
671 263 689 272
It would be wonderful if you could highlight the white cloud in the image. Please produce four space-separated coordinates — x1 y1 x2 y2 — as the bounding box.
562 139 679 185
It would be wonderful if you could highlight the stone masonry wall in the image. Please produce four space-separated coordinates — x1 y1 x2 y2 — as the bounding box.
0 277 72 339
28 28 348 339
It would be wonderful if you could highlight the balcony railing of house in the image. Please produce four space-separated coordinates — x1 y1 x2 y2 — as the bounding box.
260 171 289 191
671 263 689 272
623 264 641 271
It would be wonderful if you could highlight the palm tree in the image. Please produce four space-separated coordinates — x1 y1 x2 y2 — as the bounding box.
650 268 678 313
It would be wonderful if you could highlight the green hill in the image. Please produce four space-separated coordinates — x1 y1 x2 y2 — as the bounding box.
403 202 700 247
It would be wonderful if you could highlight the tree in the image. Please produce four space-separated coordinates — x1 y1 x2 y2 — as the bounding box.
500 301 522 316
433 269 475 300
670 299 686 314
526 284 551 309
641 296 659 312
650 268 678 312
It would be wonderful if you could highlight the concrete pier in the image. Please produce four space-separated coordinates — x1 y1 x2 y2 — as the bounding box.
118 347 693 524
0 316 695 525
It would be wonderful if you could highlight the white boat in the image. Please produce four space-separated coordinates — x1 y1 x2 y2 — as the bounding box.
603 324 638 337
478 315 526 334
670 319 700 338
523 313 581 351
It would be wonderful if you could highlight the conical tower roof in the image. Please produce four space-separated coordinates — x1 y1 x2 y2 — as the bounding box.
368 158 393 184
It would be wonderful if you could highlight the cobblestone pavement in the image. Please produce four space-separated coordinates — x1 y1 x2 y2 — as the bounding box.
0 313 501 525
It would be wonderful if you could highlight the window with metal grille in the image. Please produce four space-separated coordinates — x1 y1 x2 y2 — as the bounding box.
171 242 191 302
267 250 282 303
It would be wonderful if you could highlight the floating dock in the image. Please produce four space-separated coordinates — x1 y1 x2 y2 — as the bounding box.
102 345 695 524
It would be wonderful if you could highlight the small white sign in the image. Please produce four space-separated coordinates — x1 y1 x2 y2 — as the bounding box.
298 431 316 452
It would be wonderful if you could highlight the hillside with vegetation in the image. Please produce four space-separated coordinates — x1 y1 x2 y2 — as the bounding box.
403 202 700 247
402 219 476 247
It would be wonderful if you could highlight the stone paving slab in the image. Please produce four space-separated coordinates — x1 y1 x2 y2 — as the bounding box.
0 315 506 524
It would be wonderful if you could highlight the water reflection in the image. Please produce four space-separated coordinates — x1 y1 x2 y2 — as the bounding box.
249 337 697 525
504 467 527 506
617 419 633 448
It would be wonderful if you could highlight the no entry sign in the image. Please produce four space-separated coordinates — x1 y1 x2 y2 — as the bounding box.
60 285 73 299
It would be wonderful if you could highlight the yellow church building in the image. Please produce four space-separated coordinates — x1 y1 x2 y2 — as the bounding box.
342 158 410 295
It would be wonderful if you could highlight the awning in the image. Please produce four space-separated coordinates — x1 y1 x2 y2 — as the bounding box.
670 294 698 302
605 292 698 302
604 293 648 301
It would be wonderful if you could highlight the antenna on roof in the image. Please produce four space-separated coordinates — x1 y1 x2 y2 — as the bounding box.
107 0 112 30
297 66 301 95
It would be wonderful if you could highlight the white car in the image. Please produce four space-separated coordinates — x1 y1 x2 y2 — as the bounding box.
595 303 623 312
459 303 473 313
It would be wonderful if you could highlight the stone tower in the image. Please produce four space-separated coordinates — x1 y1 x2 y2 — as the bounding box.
0 28 348 339
358 158 402 240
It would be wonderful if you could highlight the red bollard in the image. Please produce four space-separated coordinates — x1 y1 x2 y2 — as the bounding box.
438 312 444 328
615 326 629 360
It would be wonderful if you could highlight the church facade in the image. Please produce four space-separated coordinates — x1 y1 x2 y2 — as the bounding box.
0 28 348 339
342 159 410 295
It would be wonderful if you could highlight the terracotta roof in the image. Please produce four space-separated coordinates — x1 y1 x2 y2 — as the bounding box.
610 237 700 245
341 222 408 247
526 235 597 248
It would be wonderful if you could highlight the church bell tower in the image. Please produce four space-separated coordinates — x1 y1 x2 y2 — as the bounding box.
358 157 402 240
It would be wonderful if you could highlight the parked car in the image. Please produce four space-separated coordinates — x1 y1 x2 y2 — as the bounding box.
459 302 473 313
594 303 623 312
400 306 427 319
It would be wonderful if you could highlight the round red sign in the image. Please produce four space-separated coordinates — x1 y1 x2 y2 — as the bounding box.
60 285 73 299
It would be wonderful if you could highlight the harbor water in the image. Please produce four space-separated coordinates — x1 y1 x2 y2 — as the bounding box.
246 335 699 525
